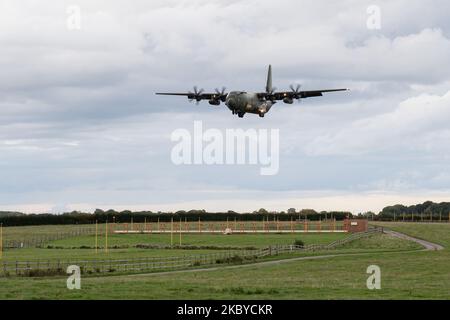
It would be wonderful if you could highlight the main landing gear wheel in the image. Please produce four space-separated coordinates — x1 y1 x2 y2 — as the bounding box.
259 113 265 118
238 112 245 118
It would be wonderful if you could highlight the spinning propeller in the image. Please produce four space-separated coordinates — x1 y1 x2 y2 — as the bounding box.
188 86 204 104
289 84 302 100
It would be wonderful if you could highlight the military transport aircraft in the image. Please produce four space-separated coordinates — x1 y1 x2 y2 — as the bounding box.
156 65 348 118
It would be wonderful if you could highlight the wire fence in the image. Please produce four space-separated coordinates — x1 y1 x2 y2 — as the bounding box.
1 220 349 250
0 228 383 277
113 219 347 234
2 226 95 249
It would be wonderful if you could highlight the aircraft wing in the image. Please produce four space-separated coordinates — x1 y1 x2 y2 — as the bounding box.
155 92 227 102
268 88 349 100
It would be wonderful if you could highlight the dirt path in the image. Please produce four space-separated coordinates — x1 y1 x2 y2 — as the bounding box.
383 229 444 251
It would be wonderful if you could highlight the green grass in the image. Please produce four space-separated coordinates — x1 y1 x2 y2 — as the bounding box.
0 247 223 261
340 233 422 251
0 249 447 299
49 233 347 248
1 233 347 261
1 223 447 299
371 222 450 247
1 224 94 242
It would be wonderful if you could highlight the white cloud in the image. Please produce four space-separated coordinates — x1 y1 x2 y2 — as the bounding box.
1 0 450 213
305 90 450 156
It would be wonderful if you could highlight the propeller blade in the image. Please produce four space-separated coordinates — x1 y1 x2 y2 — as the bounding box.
191 86 205 103
289 84 302 100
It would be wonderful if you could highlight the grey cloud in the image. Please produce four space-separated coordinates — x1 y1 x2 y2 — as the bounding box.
1 0 450 212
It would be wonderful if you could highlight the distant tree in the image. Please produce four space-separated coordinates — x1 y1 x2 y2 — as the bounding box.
94 209 104 215
257 208 269 215
299 209 317 216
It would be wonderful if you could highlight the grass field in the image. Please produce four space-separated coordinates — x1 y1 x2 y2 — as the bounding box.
49 232 347 248
371 222 450 247
0 223 448 299
1 231 347 261
1 225 95 242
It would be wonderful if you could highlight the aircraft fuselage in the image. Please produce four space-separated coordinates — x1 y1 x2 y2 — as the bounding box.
225 91 274 118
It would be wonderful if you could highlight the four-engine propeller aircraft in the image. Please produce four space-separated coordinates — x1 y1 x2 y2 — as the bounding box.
156 65 348 118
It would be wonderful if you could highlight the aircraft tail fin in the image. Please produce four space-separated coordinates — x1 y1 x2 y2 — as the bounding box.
266 65 272 93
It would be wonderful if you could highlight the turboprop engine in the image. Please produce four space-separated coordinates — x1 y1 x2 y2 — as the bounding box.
208 99 221 106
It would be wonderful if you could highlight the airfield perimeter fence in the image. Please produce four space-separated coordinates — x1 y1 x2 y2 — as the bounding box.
2 226 96 250
0 228 383 277
1 219 348 250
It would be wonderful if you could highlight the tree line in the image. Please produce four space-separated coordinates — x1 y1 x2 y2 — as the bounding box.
0 208 351 226
3 201 448 226
376 201 450 221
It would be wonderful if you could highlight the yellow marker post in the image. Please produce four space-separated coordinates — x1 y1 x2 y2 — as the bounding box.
0 223 3 260
131 217 134 231
179 218 182 246
171 217 174 247
198 217 201 233
291 217 293 233
95 220 98 254
144 218 147 233
105 220 108 253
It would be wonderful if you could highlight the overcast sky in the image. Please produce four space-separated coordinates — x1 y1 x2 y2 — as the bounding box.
1 0 450 214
